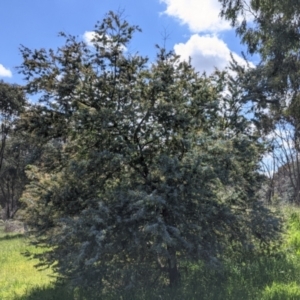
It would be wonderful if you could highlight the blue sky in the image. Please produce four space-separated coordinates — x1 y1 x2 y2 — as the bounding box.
0 0 250 85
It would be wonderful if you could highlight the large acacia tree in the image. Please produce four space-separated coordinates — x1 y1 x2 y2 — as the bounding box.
20 12 281 292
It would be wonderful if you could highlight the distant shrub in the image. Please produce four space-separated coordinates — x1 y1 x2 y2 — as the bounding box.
4 220 25 233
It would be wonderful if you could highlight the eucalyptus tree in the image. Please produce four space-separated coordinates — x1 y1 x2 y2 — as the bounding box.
0 81 27 220
219 0 300 128
218 1 300 203
20 11 281 292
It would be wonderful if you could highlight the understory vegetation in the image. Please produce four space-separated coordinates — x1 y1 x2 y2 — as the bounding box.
1 206 300 300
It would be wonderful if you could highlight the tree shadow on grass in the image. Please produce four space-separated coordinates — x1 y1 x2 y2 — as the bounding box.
13 285 76 300
0 233 25 241
11 252 300 300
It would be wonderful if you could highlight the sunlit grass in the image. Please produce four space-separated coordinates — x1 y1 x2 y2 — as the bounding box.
0 224 55 300
262 282 300 300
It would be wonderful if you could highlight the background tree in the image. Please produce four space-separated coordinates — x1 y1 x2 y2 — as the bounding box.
219 0 300 131
260 120 300 204
218 0 300 205
0 81 27 220
20 12 281 292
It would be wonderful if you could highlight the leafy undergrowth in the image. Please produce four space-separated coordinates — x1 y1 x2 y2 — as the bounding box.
2 206 300 299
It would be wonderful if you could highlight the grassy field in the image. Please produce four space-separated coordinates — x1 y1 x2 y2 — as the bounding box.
1 207 300 299
0 224 56 300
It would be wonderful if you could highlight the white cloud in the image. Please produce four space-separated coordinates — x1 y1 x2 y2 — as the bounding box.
83 31 127 52
83 31 96 47
174 34 252 74
0 64 12 78
160 0 230 33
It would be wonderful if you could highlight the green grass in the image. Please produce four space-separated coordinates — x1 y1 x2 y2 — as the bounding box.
2 206 300 299
0 225 55 300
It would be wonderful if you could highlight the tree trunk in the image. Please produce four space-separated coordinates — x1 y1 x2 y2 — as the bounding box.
1 197 18 220
167 246 180 287
2 201 10 220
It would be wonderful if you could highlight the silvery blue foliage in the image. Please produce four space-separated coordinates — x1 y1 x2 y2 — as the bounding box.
20 11 282 292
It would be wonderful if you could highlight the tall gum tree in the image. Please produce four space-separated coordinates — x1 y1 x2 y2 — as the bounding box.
218 0 300 202
0 81 27 220
219 0 300 126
